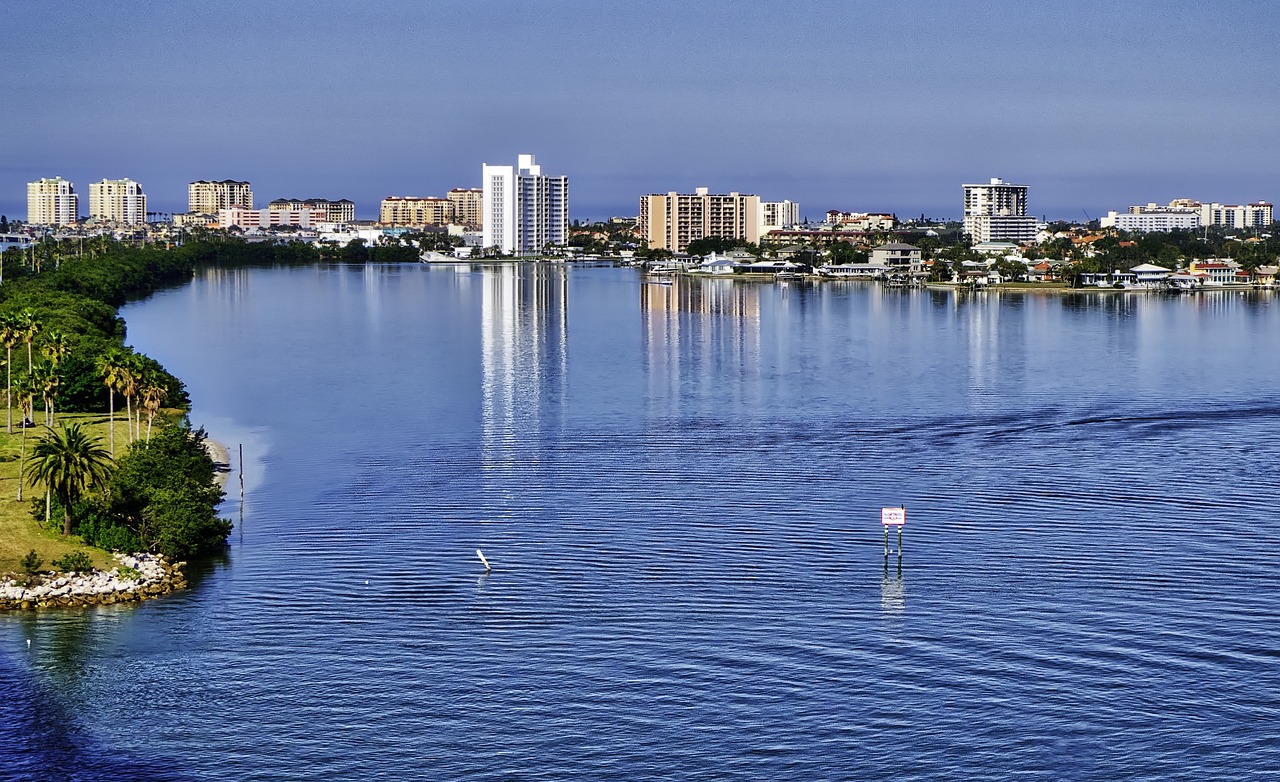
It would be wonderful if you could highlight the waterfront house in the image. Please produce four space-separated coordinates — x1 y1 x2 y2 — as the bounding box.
1187 260 1238 286
1130 263 1173 287
869 242 922 268
1255 265 1278 286
821 263 890 279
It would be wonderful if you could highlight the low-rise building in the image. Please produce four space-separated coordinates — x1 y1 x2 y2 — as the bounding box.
1130 263 1173 286
269 198 355 223
869 242 921 268
219 207 328 229
1187 259 1240 285
824 210 895 231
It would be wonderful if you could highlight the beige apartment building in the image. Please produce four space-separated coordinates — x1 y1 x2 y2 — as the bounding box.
269 198 355 223
380 196 454 226
189 180 253 215
89 178 147 224
447 188 483 227
639 188 761 253
27 177 79 225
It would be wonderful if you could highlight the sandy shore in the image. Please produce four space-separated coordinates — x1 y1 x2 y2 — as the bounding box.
203 437 231 486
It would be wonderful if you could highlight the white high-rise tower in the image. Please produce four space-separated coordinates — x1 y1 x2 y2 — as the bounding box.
962 177 1036 243
482 154 568 255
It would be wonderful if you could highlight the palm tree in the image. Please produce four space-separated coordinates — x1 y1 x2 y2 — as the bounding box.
96 347 130 455
118 354 140 443
43 330 71 367
41 332 70 425
16 377 34 502
39 364 60 427
141 376 167 441
0 315 19 433
28 422 115 537
17 310 41 424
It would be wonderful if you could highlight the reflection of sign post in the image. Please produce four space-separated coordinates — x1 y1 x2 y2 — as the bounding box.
882 507 905 568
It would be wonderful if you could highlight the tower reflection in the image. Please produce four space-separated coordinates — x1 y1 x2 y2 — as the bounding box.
479 264 568 468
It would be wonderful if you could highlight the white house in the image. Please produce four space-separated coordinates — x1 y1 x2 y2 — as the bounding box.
1130 263 1173 286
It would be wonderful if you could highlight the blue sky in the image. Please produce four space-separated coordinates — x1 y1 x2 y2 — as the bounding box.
4 0 1277 221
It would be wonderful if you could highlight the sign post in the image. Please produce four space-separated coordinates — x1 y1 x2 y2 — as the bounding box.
881 506 905 569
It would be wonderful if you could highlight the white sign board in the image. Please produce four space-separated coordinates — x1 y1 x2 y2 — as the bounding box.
881 507 906 526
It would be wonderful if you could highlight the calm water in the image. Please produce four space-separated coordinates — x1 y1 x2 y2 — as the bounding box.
3 264 1279 780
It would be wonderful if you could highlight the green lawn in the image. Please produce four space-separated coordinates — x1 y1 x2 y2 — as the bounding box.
0 410 138 574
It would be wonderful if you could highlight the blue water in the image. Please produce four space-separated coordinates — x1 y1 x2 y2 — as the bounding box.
3 264 1279 780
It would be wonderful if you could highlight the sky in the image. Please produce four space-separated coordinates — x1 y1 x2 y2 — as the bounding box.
4 0 1278 222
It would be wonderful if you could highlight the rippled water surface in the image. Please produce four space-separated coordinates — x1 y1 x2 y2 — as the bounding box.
4 265 1280 780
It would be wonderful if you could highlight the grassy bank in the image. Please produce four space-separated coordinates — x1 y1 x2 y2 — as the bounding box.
0 411 138 573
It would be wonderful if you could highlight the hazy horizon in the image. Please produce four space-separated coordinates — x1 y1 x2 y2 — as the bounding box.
5 1 1277 222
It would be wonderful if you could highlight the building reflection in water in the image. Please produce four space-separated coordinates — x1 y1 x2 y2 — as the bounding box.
480 263 568 468
194 266 253 311
639 276 762 416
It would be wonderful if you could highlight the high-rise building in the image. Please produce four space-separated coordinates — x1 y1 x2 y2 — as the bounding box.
759 200 800 233
189 180 253 215
482 154 569 255
27 177 79 225
448 188 484 227
638 188 761 253
269 198 355 223
379 196 455 226
962 177 1036 243
88 178 147 225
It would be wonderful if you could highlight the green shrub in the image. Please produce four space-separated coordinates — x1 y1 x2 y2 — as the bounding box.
52 551 94 573
21 550 43 574
115 565 142 581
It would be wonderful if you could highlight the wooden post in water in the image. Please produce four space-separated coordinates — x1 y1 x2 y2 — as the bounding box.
238 443 244 499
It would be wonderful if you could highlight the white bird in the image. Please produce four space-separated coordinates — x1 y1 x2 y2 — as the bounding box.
476 549 491 573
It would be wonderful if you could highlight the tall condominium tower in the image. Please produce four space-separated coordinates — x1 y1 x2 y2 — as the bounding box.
962 177 1036 243
482 155 569 255
27 177 79 226
638 188 761 253
189 180 253 215
89 178 147 225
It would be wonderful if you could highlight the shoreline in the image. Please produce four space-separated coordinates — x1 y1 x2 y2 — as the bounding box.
204 437 231 487
0 553 187 611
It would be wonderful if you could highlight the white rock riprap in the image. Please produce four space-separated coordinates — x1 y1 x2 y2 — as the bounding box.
0 553 187 610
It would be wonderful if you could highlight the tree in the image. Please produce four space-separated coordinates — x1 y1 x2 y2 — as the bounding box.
17 309 40 422
0 315 18 433
16 376 34 502
28 422 114 537
97 347 131 455
102 423 231 559
139 370 167 441
117 353 140 443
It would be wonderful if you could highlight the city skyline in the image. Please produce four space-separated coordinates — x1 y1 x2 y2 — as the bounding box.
4 1 1277 222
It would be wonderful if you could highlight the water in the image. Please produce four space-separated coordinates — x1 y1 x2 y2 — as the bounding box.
3 264 1279 780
